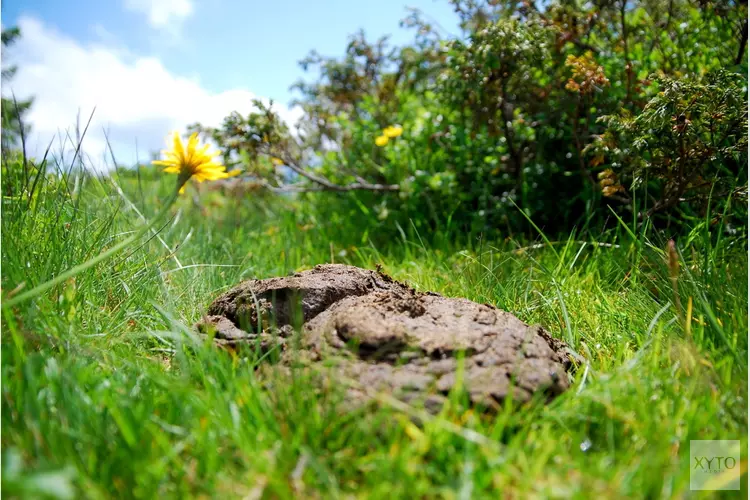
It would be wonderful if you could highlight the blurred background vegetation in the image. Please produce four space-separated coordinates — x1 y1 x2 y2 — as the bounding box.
180 0 750 246
4 0 748 246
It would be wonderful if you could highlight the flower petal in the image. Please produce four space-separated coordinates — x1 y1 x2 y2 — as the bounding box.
187 133 199 157
383 125 403 138
171 132 185 160
157 131 229 189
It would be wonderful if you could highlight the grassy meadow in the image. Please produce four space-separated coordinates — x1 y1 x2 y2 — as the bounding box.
0 147 747 499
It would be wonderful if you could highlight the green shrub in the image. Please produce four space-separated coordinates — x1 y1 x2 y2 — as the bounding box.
192 0 748 241
589 70 747 226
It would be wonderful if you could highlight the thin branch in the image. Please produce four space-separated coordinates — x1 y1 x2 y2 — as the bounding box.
258 180 325 193
736 20 748 65
280 153 400 192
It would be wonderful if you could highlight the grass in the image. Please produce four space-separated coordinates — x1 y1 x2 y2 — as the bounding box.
1 150 747 499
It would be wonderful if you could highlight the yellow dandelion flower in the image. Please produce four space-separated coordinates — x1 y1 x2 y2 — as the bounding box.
152 132 229 193
383 125 403 138
375 135 389 147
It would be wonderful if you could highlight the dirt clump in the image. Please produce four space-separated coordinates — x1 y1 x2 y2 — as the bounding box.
198 264 575 411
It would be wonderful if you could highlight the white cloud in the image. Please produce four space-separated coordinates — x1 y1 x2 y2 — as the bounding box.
123 0 193 28
3 16 302 170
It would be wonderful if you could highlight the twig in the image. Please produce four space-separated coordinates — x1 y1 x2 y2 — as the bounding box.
281 154 400 192
736 20 748 65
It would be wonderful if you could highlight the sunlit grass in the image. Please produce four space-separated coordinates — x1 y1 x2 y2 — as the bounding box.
1 149 747 498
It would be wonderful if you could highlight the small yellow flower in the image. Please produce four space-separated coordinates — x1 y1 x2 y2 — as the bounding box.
383 125 403 138
152 132 229 193
375 135 389 147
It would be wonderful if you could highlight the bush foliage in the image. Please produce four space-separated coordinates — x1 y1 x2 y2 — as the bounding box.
191 0 747 239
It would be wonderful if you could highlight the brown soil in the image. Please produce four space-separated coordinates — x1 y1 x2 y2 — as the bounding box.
198 264 575 411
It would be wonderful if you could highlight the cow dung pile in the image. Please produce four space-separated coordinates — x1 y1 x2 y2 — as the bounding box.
197 264 576 411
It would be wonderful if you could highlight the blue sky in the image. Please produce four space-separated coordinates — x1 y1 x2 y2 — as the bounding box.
1 0 460 168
